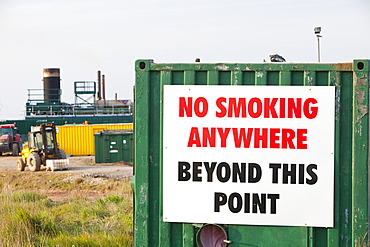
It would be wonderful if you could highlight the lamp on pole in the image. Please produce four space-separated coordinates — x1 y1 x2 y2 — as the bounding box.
314 27 322 62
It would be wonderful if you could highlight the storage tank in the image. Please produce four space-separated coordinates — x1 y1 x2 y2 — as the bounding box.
43 68 61 103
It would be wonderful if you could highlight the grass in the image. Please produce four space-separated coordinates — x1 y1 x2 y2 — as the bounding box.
0 172 133 247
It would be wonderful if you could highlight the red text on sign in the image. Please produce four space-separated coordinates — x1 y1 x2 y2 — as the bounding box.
179 97 318 119
187 127 308 149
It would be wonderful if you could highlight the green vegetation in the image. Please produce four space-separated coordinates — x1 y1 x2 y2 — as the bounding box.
0 172 133 247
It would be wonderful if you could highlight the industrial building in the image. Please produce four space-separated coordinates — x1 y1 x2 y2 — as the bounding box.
0 68 133 157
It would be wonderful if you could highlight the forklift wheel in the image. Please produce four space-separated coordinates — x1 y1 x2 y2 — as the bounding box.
28 153 41 172
16 158 26 171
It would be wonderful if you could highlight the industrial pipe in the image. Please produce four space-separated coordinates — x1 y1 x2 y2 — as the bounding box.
97 70 101 100
102 74 106 100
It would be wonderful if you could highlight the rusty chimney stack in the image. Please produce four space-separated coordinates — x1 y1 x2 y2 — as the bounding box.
102 74 106 100
97 70 102 100
43 68 61 104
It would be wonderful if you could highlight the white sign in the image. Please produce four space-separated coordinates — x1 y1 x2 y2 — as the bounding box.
163 85 335 227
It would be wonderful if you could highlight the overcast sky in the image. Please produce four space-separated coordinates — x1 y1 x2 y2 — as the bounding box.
0 0 369 120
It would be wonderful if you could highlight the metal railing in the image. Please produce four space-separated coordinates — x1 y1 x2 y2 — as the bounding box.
25 103 132 116
27 89 62 103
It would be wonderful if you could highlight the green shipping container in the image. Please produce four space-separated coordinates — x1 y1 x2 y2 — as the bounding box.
134 59 369 247
94 129 133 163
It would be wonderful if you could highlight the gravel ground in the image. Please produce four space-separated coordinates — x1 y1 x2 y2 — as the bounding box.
0 155 133 179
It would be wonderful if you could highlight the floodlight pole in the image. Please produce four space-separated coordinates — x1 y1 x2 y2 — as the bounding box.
314 27 322 63
317 35 322 62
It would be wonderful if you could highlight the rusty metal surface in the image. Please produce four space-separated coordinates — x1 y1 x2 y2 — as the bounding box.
43 68 60 77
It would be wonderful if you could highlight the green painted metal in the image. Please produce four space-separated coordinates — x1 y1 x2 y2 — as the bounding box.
74 81 96 95
94 130 133 163
0 115 133 140
134 59 369 247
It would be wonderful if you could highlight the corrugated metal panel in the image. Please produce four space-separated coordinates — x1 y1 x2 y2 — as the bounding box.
57 123 133 156
134 59 369 247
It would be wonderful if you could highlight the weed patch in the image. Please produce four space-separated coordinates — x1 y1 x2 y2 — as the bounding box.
0 172 133 246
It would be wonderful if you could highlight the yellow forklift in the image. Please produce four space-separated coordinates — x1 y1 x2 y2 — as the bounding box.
16 123 68 172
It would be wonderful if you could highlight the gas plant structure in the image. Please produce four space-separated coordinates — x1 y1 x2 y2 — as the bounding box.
0 68 133 138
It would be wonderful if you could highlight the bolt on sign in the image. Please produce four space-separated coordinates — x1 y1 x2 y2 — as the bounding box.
163 85 335 227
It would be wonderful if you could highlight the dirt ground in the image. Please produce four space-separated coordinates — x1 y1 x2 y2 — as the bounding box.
0 155 134 201
0 155 133 179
